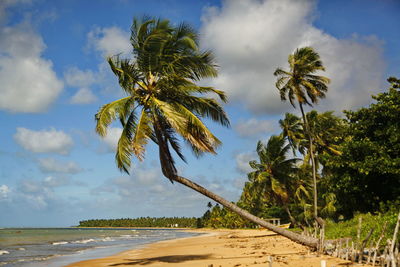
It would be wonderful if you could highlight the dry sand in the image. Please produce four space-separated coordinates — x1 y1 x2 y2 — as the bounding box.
66 229 372 267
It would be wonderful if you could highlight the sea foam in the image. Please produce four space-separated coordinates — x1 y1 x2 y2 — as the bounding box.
52 241 68 245
73 239 95 244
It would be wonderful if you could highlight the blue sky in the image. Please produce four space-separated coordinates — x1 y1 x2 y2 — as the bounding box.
0 0 398 227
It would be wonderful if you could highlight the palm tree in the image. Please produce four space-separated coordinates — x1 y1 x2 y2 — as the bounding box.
274 47 330 224
279 113 304 155
95 17 319 248
247 135 302 228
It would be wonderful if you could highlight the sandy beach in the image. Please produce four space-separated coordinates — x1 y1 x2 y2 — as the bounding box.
65 229 373 267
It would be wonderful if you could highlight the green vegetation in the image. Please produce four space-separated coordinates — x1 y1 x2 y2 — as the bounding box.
78 217 197 228
324 203 400 243
200 77 400 238
323 77 400 218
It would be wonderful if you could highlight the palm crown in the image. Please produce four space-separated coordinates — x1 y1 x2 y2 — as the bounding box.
95 17 230 176
274 46 330 108
248 135 299 206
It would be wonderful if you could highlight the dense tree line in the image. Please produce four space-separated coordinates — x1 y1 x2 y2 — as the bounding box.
200 77 400 229
79 217 197 228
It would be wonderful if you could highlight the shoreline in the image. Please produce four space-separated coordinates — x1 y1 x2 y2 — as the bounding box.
65 229 373 267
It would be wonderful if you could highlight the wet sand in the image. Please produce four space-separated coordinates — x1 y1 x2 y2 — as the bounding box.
66 229 372 267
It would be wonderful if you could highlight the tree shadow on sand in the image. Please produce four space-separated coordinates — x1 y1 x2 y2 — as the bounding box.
109 254 213 266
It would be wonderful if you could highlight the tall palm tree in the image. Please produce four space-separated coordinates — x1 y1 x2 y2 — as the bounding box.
95 17 319 248
274 47 330 224
247 135 302 227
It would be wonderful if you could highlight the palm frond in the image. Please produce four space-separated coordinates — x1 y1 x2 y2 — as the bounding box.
150 97 221 153
115 112 137 173
131 108 153 160
95 97 132 136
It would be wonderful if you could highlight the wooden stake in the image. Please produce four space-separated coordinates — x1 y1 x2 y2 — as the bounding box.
338 239 342 258
359 228 375 263
373 221 388 266
267 255 273 267
356 217 362 262
390 211 400 267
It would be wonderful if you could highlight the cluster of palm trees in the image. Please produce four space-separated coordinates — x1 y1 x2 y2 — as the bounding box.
240 110 344 229
94 17 334 248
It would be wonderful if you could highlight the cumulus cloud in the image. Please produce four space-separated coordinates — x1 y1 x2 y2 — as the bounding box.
70 87 98 104
235 152 256 174
0 16 63 112
235 118 278 138
64 67 96 88
87 26 131 57
38 157 82 174
201 0 385 114
14 128 74 155
0 185 10 200
64 67 98 104
17 179 52 209
13 175 72 210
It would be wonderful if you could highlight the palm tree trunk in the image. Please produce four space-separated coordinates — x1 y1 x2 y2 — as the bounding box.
299 103 319 222
170 174 319 248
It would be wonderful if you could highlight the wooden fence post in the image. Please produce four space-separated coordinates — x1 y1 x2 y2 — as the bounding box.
389 211 400 267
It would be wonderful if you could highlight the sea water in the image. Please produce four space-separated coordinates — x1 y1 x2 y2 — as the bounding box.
0 228 198 266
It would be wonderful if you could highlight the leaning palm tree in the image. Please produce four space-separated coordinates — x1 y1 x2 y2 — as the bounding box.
95 17 319 248
274 47 330 224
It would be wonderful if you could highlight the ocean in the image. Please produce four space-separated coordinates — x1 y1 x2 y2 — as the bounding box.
0 228 198 266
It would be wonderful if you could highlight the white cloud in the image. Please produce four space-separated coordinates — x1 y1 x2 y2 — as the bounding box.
14 128 74 155
19 179 43 194
70 87 98 104
201 0 385 114
14 175 71 210
235 118 278 138
0 22 63 113
64 67 96 88
42 176 69 187
0 185 10 200
99 127 122 152
64 67 98 104
38 158 82 174
17 179 52 209
235 152 256 174
87 26 131 57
